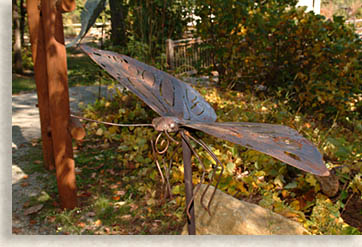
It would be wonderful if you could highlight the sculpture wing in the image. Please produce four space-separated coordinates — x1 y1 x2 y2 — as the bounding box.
80 45 217 122
182 121 329 176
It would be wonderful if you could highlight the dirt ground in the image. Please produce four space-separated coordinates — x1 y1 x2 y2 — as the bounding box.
12 85 113 234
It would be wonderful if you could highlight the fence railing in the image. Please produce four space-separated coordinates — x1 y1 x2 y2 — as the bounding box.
166 38 213 73
346 19 362 37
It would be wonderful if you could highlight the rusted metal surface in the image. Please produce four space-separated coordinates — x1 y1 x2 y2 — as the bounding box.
183 121 329 176
79 45 330 234
26 0 55 170
56 0 76 13
80 45 217 123
182 133 196 235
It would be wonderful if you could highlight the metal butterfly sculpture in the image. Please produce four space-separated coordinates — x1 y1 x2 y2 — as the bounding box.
79 44 329 222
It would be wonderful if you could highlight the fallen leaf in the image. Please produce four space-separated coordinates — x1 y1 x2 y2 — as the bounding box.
29 219 37 225
112 196 121 201
75 168 82 174
278 210 301 220
24 204 43 215
104 227 110 233
23 202 30 208
114 201 126 207
281 190 289 198
34 160 42 164
146 198 156 206
129 203 138 211
110 184 118 189
101 143 110 149
79 191 92 197
96 128 103 136
121 214 132 220
126 161 135 169
12 227 22 234
77 222 86 228
113 190 126 196
21 182 29 187
107 169 116 175
47 216 56 223
94 219 102 226
92 163 104 170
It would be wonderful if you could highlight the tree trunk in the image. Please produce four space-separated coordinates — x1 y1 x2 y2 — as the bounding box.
13 0 23 74
109 0 127 47
20 0 26 46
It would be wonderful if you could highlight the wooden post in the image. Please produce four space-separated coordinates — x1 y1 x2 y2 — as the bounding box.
27 0 55 170
56 0 76 13
27 0 77 209
68 116 86 141
166 39 174 70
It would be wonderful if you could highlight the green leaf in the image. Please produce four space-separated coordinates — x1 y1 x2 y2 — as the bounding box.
284 181 297 189
171 185 182 195
226 162 235 174
306 174 317 187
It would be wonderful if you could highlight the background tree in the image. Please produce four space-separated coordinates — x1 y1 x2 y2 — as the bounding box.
20 0 26 46
194 0 361 120
12 0 23 74
126 0 191 64
109 0 128 47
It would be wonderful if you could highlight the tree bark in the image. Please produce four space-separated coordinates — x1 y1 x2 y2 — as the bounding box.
109 0 127 47
20 0 26 46
13 0 23 74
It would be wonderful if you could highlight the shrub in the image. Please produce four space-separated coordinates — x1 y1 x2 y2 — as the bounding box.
195 0 361 120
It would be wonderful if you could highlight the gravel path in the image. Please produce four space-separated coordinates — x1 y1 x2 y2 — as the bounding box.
12 85 113 234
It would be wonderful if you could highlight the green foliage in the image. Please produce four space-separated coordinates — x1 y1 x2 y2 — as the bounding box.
70 0 192 68
75 84 361 235
124 0 190 65
66 47 113 87
12 74 36 94
194 0 361 120
22 85 361 234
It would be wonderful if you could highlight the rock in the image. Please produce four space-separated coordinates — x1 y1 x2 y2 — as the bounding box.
181 184 309 235
315 171 339 197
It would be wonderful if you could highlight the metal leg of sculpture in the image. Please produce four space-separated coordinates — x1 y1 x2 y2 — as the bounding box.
181 131 196 235
180 131 208 213
185 132 224 214
163 143 181 199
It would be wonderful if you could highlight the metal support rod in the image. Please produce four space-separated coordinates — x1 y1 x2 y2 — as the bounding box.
182 135 196 235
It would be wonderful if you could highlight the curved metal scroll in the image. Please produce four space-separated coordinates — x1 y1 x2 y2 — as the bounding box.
80 45 217 123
